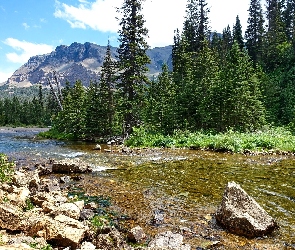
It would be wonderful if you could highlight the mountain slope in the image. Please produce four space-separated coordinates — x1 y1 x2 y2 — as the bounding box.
5 42 172 87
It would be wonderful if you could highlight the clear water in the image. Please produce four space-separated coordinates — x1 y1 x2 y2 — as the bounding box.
1 128 295 248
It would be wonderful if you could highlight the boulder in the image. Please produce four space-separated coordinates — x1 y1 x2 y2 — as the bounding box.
35 163 52 175
148 231 191 250
93 228 133 250
12 170 40 191
80 241 96 250
215 181 278 238
25 214 88 249
31 191 67 208
41 177 61 192
0 203 24 231
6 186 30 207
53 202 81 220
80 209 95 221
127 225 146 243
52 159 92 174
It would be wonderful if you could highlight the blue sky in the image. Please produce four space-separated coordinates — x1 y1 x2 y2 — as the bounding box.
0 0 254 83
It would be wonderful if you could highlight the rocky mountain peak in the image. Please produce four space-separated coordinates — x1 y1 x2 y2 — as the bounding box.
5 42 172 88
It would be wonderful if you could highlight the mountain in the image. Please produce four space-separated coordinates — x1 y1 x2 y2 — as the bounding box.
5 42 172 87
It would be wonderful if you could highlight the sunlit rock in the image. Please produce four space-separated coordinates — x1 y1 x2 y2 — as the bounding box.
216 181 278 238
148 231 191 250
127 225 146 243
52 158 92 173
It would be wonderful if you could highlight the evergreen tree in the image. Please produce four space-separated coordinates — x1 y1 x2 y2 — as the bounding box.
263 0 287 71
220 25 233 62
146 64 176 133
85 81 102 137
99 41 117 136
282 0 295 44
55 80 86 138
117 0 150 137
219 42 266 131
233 15 244 50
182 0 210 53
245 0 265 64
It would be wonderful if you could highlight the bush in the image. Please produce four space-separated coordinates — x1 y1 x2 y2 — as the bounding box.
0 153 14 183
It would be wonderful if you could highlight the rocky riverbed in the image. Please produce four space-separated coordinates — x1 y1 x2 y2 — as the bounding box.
0 127 294 249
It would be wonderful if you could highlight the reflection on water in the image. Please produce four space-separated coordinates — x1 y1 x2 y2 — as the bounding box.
1 128 295 247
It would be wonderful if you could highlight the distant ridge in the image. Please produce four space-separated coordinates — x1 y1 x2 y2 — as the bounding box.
5 42 172 87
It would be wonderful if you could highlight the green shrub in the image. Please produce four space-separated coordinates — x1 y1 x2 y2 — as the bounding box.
0 153 14 183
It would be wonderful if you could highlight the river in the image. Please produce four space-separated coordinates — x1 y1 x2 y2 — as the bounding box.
1 127 295 249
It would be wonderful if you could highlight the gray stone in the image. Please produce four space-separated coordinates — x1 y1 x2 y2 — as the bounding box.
128 226 146 243
215 181 278 238
148 231 191 250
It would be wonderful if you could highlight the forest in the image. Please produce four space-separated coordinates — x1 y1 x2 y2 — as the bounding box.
2 0 295 150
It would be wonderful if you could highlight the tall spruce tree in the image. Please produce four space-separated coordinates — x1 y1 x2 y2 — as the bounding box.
220 41 265 131
99 41 117 136
233 15 244 50
146 64 176 133
55 80 86 139
117 0 150 138
263 0 287 71
282 0 295 44
245 0 265 64
182 0 210 53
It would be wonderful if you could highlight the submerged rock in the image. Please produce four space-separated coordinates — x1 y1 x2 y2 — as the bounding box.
148 231 191 250
52 158 92 174
215 181 278 238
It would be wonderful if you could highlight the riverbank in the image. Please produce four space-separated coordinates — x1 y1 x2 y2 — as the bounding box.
0 129 294 249
0 127 49 134
125 126 295 154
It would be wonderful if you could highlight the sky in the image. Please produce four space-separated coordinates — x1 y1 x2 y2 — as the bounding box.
0 0 257 83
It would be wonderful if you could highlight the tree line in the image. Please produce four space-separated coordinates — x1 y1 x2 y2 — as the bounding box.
3 0 295 140
0 86 58 127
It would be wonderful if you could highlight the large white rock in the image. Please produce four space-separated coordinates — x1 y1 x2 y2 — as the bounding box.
215 181 278 238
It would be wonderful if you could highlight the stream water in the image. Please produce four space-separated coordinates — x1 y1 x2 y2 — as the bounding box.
1 127 295 249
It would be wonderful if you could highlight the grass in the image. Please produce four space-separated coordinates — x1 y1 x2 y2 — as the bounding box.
125 126 295 153
38 127 77 140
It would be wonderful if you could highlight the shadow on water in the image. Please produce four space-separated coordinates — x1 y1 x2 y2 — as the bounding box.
1 128 295 248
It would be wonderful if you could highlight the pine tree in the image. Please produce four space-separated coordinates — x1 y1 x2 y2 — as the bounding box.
55 80 86 138
100 41 117 136
263 0 287 71
222 25 233 51
220 41 266 131
282 0 295 44
245 0 265 64
146 64 176 133
233 15 244 50
85 81 102 137
182 0 210 53
117 0 150 138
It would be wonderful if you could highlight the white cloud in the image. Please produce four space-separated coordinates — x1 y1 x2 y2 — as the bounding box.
54 0 254 48
22 22 30 30
54 0 120 32
54 0 185 47
3 38 54 64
